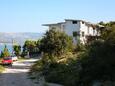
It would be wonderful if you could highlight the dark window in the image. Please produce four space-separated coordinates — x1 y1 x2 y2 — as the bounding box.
73 31 80 37
93 28 95 35
73 31 77 37
82 32 85 37
93 27 95 30
72 21 77 24
82 21 84 24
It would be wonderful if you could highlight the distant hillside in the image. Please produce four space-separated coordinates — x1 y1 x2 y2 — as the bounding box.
0 32 44 45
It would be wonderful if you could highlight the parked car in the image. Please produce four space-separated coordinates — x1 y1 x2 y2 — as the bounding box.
11 56 18 61
2 57 13 65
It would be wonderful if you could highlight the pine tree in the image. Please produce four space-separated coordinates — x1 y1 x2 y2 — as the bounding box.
1 45 10 58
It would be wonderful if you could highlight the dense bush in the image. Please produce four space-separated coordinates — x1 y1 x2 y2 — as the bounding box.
13 45 21 57
30 58 81 86
75 43 86 52
76 23 115 85
22 40 41 57
30 22 115 86
0 45 10 58
30 29 76 85
0 65 5 73
40 29 73 62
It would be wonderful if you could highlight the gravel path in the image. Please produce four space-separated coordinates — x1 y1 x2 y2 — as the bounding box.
0 59 39 86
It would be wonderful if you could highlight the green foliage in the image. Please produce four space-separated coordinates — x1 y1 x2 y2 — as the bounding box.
99 21 105 25
13 45 21 56
0 51 4 58
44 63 79 86
0 65 5 73
41 22 115 86
30 21 115 86
30 59 80 86
22 40 40 57
99 21 115 40
75 22 115 85
30 29 76 85
75 43 86 52
40 29 73 62
0 45 10 58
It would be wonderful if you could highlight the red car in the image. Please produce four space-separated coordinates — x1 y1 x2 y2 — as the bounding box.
2 57 13 65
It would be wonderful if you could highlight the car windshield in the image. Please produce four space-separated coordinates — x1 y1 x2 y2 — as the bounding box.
4 58 12 60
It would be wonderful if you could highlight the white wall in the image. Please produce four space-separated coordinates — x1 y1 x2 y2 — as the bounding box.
49 24 64 32
80 22 95 36
46 20 99 44
79 22 96 44
64 20 80 36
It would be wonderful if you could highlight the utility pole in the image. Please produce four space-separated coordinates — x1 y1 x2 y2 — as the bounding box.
12 39 14 56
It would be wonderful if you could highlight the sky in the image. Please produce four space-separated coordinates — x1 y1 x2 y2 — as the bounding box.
0 0 115 33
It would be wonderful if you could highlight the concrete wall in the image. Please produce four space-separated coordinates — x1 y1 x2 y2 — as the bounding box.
49 25 64 32
45 20 99 44
64 20 80 36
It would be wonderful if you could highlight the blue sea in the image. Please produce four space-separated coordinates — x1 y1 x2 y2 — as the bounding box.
0 43 23 54
0 44 13 54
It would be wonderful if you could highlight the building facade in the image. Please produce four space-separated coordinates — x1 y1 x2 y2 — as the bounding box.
43 19 100 44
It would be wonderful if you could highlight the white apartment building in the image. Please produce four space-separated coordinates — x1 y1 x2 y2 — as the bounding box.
43 19 101 44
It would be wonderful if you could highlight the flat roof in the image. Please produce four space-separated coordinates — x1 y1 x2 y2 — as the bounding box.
42 19 104 28
65 19 83 21
42 22 65 26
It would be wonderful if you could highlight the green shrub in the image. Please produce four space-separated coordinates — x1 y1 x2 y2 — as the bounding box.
30 22 115 86
75 43 86 52
1 45 10 58
0 65 5 73
77 39 115 85
40 29 73 62
13 45 21 57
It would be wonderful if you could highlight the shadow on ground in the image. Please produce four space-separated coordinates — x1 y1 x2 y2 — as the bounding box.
0 72 38 86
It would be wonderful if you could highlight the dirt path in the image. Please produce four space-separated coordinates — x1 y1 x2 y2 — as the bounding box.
0 59 39 86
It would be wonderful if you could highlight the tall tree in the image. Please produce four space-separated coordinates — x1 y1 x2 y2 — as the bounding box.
22 40 40 57
40 29 73 62
13 45 21 57
1 45 10 58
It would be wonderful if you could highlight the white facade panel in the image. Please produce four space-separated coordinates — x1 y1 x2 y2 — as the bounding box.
64 21 80 36
43 19 100 44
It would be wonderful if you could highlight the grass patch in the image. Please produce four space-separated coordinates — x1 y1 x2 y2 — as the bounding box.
0 65 5 73
0 58 3 64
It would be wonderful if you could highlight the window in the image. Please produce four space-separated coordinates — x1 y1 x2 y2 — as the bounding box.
82 21 84 24
93 28 96 35
82 32 85 37
73 31 80 37
72 21 77 24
